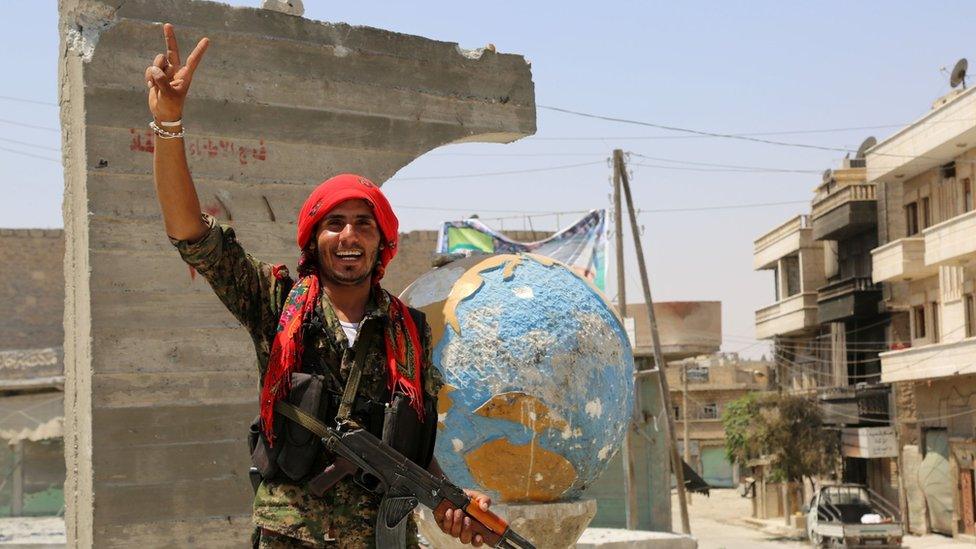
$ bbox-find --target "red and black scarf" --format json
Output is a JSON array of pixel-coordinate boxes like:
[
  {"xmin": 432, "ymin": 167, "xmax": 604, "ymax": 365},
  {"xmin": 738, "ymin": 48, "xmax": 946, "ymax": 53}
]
[{"xmin": 259, "ymin": 174, "xmax": 424, "ymax": 445}]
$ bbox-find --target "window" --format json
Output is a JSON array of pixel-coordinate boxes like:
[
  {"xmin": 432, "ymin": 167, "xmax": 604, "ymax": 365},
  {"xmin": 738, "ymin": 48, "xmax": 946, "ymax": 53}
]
[
  {"xmin": 921, "ymin": 197, "xmax": 931, "ymax": 229},
  {"xmin": 913, "ymin": 305, "xmax": 926, "ymax": 339},
  {"xmin": 966, "ymin": 294, "xmax": 976, "ymax": 338},
  {"xmin": 673, "ymin": 406, "xmax": 681, "ymax": 420},
  {"xmin": 701, "ymin": 403, "xmax": 718, "ymax": 420},
  {"xmin": 773, "ymin": 265, "xmax": 781, "ymax": 302},
  {"xmin": 906, "ymin": 202, "xmax": 919, "ymax": 236},
  {"xmin": 941, "ymin": 161, "xmax": 956, "ymax": 180},
  {"xmin": 783, "ymin": 255, "xmax": 801, "ymax": 297},
  {"xmin": 964, "ymin": 179, "xmax": 974, "ymax": 213},
  {"xmin": 930, "ymin": 301, "xmax": 940, "ymax": 343}
]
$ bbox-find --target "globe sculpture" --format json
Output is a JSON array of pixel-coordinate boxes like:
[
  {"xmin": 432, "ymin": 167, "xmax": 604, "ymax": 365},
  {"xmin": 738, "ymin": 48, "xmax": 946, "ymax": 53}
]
[{"xmin": 400, "ymin": 253, "xmax": 634, "ymax": 503}]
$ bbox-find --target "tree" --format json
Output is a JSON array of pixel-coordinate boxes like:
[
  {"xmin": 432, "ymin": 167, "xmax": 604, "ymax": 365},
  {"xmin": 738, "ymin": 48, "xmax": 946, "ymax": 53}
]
[
  {"xmin": 723, "ymin": 392, "xmax": 840, "ymax": 523},
  {"xmin": 721, "ymin": 392, "xmax": 760, "ymax": 465},
  {"xmin": 755, "ymin": 393, "xmax": 839, "ymax": 484}
]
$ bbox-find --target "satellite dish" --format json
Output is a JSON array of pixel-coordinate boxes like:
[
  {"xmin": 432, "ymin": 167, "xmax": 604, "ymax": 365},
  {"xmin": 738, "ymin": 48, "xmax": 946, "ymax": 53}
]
[
  {"xmin": 856, "ymin": 136, "xmax": 877, "ymax": 159},
  {"xmin": 822, "ymin": 169, "xmax": 832, "ymax": 182},
  {"xmin": 951, "ymin": 58, "xmax": 968, "ymax": 88}
]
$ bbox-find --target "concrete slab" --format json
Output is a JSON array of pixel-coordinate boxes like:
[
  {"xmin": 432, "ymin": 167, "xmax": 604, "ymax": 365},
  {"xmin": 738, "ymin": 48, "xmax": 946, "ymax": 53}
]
[
  {"xmin": 57, "ymin": 1, "xmax": 535, "ymax": 547},
  {"xmin": 575, "ymin": 528, "xmax": 696, "ymax": 549},
  {"xmin": 417, "ymin": 499, "xmax": 597, "ymax": 549}
]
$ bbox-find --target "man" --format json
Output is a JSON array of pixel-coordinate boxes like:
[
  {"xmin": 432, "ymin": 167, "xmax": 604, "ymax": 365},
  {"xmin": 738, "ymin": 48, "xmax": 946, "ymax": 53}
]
[{"xmin": 145, "ymin": 23, "xmax": 489, "ymax": 548}]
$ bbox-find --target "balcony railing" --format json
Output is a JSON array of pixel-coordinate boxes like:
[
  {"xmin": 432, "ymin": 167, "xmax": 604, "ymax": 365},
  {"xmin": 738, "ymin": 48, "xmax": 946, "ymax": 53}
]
[
  {"xmin": 871, "ymin": 237, "xmax": 932, "ymax": 283},
  {"xmin": 811, "ymin": 183, "xmax": 876, "ymax": 221},
  {"xmin": 755, "ymin": 292, "xmax": 818, "ymax": 339},
  {"xmin": 867, "ymin": 86, "xmax": 976, "ymax": 183},
  {"xmin": 881, "ymin": 337, "xmax": 976, "ymax": 383},
  {"xmin": 817, "ymin": 277, "xmax": 879, "ymax": 302},
  {"xmin": 923, "ymin": 208, "xmax": 976, "ymax": 266},
  {"xmin": 754, "ymin": 215, "xmax": 811, "ymax": 270}
]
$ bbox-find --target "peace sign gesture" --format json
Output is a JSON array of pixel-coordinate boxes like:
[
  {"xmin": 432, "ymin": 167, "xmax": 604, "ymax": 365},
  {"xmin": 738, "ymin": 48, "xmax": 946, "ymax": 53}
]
[{"xmin": 144, "ymin": 23, "xmax": 210, "ymax": 123}]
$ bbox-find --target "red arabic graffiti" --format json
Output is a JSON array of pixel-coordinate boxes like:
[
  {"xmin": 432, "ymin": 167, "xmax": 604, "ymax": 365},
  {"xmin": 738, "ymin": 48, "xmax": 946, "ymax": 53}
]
[
  {"xmin": 129, "ymin": 129, "xmax": 268, "ymax": 165},
  {"xmin": 188, "ymin": 138, "xmax": 267, "ymax": 165},
  {"xmin": 130, "ymin": 128, "xmax": 155, "ymax": 153}
]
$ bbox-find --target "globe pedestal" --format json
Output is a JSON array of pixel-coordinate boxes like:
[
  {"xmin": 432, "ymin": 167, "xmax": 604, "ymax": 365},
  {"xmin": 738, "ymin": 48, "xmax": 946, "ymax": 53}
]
[{"xmin": 416, "ymin": 498, "xmax": 597, "ymax": 549}]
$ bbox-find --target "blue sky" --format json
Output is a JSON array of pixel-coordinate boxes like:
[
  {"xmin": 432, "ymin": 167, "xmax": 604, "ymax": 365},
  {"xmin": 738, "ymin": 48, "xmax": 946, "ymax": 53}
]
[{"xmin": 3, "ymin": 1, "xmax": 975, "ymax": 356}]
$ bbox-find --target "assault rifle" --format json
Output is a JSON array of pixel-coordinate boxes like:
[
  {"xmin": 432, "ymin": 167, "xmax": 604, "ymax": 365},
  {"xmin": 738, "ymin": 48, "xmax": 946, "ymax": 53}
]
[{"xmin": 276, "ymin": 402, "xmax": 535, "ymax": 549}]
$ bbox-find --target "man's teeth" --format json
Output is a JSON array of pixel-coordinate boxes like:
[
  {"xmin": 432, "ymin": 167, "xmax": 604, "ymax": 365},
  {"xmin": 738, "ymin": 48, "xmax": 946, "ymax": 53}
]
[{"xmin": 336, "ymin": 250, "xmax": 363, "ymax": 257}]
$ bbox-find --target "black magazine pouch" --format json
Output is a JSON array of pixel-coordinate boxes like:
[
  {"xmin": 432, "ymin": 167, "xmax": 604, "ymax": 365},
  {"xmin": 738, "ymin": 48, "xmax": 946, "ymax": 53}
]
[
  {"xmin": 248, "ymin": 412, "xmax": 283, "ymax": 481},
  {"xmin": 275, "ymin": 372, "xmax": 327, "ymax": 481},
  {"xmin": 382, "ymin": 393, "xmax": 438, "ymax": 469}
]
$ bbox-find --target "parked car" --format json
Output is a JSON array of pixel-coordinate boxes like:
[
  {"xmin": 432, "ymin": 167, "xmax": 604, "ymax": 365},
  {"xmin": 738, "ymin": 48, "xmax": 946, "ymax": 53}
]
[{"xmin": 804, "ymin": 484, "xmax": 903, "ymax": 548}]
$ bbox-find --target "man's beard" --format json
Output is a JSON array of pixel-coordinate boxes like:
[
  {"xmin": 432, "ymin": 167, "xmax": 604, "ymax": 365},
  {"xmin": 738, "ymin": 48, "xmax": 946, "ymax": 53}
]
[{"xmin": 318, "ymin": 248, "xmax": 379, "ymax": 286}]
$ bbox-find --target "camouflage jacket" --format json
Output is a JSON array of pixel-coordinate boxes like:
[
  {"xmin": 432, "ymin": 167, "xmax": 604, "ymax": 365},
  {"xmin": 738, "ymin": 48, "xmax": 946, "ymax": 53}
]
[{"xmin": 172, "ymin": 215, "xmax": 442, "ymax": 547}]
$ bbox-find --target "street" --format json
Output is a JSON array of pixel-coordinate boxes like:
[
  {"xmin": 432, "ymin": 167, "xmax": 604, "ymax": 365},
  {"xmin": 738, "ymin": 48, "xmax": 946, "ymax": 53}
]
[{"xmin": 673, "ymin": 489, "xmax": 971, "ymax": 549}]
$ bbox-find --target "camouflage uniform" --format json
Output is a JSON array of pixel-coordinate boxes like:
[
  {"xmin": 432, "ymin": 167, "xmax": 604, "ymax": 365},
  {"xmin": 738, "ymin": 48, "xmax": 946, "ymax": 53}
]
[{"xmin": 172, "ymin": 215, "xmax": 442, "ymax": 548}]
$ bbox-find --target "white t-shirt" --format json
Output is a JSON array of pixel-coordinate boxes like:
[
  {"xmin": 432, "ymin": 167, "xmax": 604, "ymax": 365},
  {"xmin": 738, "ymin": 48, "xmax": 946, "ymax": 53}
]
[{"xmin": 338, "ymin": 320, "xmax": 361, "ymax": 348}]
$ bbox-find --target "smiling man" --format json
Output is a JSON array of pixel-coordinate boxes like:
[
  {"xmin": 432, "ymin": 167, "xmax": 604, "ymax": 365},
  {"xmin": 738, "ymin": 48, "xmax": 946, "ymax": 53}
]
[{"xmin": 144, "ymin": 24, "xmax": 489, "ymax": 548}]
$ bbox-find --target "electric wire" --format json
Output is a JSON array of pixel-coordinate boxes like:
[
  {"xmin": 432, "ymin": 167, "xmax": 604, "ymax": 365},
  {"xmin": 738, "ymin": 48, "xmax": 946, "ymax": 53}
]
[{"xmin": 0, "ymin": 118, "xmax": 59, "ymax": 132}]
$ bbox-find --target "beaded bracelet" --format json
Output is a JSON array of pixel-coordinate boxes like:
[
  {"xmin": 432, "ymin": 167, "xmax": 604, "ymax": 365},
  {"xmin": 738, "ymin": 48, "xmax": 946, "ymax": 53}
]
[{"xmin": 149, "ymin": 120, "xmax": 185, "ymax": 139}]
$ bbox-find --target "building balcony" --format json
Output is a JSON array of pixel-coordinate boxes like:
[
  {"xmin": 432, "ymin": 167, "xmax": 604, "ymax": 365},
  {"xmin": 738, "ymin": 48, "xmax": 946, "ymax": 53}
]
[
  {"xmin": 922, "ymin": 208, "xmax": 976, "ymax": 267},
  {"xmin": 810, "ymin": 183, "xmax": 877, "ymax": 241},
  {"xmin": 755, "ymin": 292, "xmax": 819, "ymax": 340},
  {"xmin": 866, "ymin": 86, "xmax": 976, "ymax": 183},
  {"xmin": 871, "ymin": 237, "xmax": 935, "ymax": 283},
  {"xmin": 818, "ymin": 384, "xmax": 890, "ymax": 427},
  {"xmin": 754, "ymin": 215, "xmax": 811, "ymax": 270},
  {"xmin": 816, "ymin": 277, "xmax": 882, "ymax": 324},
  {"xmin": 880, "ymin": 337, "xmax": 976, "ymax": 383}
]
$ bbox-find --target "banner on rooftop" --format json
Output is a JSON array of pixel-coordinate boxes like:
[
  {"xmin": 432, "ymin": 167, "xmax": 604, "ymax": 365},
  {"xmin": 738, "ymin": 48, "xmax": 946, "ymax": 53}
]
[{"xmin": 436, "ymin": 209, "xmax": 608, "ymax": 290}]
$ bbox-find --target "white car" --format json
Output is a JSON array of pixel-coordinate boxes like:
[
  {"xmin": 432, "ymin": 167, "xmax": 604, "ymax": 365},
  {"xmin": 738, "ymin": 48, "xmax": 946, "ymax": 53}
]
[{"xmin": 804, "ymin": 484, "xmax": 903, "ymax": 548}]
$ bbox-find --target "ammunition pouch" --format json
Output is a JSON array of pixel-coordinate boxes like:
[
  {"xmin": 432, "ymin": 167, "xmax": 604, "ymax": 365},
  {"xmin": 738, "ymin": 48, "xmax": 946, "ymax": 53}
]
[
  {"xmin": 247, "ymin": 306, "xmax": 437, "ymax": 493},
  {"xmin": 248, "ymin": 374, "xmax": 437, "ymax": 490}
]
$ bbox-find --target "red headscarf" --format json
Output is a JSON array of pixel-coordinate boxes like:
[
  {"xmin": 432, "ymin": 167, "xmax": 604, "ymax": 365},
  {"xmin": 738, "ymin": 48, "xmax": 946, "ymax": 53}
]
[{"xmin": 260, "ymin": 174, "xmax": 425, "ymax": 444}]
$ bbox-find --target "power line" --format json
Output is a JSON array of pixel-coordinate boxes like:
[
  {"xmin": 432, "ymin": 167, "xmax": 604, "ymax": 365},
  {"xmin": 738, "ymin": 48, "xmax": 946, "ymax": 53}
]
[
  {"xmin": 628, "ymin": 152, "xmax": 821, "ymax": 174},
  {"xmin": 0, "ymin": 136, "xmax": 60, "ymax": 152},
  {"xmin": 539, "ymin": 105, "xmax": 855, "ymax": 154},
  {"xmin": 390, "ymin": 160, "xmax": 605, "ymax": 181},
  {"xmin": 0, "ymin": 95, "xmax": 58, "ymax": 107},
  {"xmin": 527, "ymin": 125, "xmax": 912, "ymax": 141},
  {"xmin": 0, "ymin": 118, "xmax": 59, "ymax": 132},
  {"xmin": 0, "ymin": 145, "xmax": 59, "ymax": 163}
]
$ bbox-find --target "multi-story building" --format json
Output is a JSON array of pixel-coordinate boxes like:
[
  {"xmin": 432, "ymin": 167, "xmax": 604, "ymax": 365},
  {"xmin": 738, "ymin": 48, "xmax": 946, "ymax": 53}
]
[
  {"xmin": 753, "ymin": 214, "xmax": 827, "ymax": 391},
  {"xmin": 753, "ymin": 158, "xmax": 900, "ymax": 509},
  {"xmin": 810, "ymin": 160, "xmax": 899, "ymax": 505},
  {"xmin": 666, "ymin": 353, "xmax": 772, "ymax": 488},
  {"xmin": 869, "ymin": 84, "xmax": 976, "ymax": 540}
]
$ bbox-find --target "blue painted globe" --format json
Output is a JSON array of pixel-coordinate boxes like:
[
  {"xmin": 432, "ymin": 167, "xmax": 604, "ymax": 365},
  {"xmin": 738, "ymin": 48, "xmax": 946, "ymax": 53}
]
[{"xmin": 400, "ymin": 253, "xmax": 634, "ymax": 503}]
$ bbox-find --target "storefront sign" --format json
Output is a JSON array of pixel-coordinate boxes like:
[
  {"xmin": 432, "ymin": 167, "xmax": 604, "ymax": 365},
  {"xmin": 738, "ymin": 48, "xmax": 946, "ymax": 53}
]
[{"xmin": 841, "ymin": 426, "xmax": 898, "ymax": 458}]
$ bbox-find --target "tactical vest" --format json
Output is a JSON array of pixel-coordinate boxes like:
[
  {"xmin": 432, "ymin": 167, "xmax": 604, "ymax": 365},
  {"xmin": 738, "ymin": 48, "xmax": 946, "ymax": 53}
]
[{"xmin": 248, "ymin": 307, "xmax": 438, "ymax": 490}]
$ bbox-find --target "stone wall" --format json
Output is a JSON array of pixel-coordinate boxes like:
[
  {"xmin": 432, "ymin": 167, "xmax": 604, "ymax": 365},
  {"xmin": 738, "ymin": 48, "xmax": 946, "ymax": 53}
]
[
  {"xmin": 58, "ymin": 1, "xmax": 535, "ymax": 546},
  {"xmin": 0, "ymin": 230, "xmax": 64, "ymax": 351}
]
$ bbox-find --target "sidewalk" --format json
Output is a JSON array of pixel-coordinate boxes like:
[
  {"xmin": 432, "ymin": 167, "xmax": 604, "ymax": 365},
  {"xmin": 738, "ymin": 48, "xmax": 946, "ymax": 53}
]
[{"xmin": 0, "ymin": 516, "xmax": 65, "ymax": 547}]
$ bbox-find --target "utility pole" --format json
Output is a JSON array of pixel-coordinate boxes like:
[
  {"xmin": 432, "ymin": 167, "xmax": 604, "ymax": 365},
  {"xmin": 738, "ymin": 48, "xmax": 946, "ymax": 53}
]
[
  {"xmin": 614, "ymin": 150, "xmax": 640, "ymax": 530},
  {"xmin": 682, "ymin": 361, "xmax": 692, "ymax": 506},
  {"xmin": 614, "ymin": 149, "xmax": 691, "ymax": 534}
]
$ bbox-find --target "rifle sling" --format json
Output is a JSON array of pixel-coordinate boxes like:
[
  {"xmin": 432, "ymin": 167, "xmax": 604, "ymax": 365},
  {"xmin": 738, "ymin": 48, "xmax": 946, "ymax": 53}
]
[
  {"xmin": 337, "ymin": 320, "xmax": 379, "ymax": 423},
  {"xmin": 276, "ymin": 400, "xmax": 331, "ymax": 438},
  {"xmin": 275, "ymin": 317, "xmax": 379, "ymax": 437}
]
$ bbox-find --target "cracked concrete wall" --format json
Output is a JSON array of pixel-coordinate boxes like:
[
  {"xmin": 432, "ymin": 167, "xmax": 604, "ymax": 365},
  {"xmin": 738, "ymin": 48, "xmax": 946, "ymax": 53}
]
[{"xmin": 57, "ymin": 1, "xmax": 535, "ymax": 545}]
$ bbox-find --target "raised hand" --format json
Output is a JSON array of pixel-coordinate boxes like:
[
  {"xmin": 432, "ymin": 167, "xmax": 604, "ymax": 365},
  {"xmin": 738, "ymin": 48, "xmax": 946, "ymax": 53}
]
[{"xmin": 144, "ymin": 23, "xmax": 210, "ymax": 123}]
